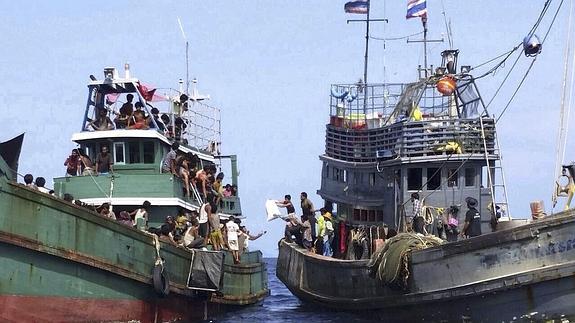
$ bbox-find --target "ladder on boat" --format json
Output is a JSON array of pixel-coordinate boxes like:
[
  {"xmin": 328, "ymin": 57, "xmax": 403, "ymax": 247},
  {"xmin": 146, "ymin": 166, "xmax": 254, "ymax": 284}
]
[
  {"xmin": 479, "ymin": 117, "xmax": 511, "ymax": 220},
  {"xmin": 191, "ymin": 184, "xmax": 204, "ymax": 205}
]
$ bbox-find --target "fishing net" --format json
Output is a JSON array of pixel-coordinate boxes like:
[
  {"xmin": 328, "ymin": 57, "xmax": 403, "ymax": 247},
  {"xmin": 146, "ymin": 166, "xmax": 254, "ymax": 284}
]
[{"xmin": 367, "ymin": 233, "xmax": 443, "ymax": 290}]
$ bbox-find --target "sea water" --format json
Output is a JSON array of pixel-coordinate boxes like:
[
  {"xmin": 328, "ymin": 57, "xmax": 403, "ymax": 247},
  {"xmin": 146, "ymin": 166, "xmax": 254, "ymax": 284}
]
[
  {"xmin": 208, "ymin": 258, "xmax": 573, "ymax": 323},
  {"xmin": 210, "ymin": 258, "xmax": 376, "ymax": 323}
]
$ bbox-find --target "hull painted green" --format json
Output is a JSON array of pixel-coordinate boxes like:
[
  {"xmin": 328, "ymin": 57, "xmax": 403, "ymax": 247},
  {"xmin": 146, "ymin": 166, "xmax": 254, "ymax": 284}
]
[{"xmin": 0, "ymin": 181, "xmax": 268, "ymax": 308}]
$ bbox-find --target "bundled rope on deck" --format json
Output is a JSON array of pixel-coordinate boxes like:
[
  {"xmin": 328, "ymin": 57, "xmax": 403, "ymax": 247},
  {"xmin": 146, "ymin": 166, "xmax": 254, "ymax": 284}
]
[{"xmin": 367, "ymin": 233, "xmax": 443, "ymax": 290}]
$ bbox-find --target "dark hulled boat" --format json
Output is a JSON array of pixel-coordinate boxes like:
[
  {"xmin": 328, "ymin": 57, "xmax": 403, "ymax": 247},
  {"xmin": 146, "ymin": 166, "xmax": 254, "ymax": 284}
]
[{"xmin": 276, "ymin": 5, "xmax": 575, "ymax": 320}]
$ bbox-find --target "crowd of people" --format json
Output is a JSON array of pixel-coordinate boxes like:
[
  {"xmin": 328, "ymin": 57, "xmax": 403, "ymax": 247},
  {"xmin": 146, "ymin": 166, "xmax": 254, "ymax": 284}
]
[
  {"xmin": 64, "ymin": 147, "xmax": 112, "ymax": 177},
  {"xmin": 277, "ymin": 192, "xmax": 336, "ymax": 257},
  {"xmin": 160, "ymin": 142, "xmax": 237, "ymax": 203},
  {"xmin": 277, "ymin": 191, "xmax": 489, "ymax": 259},
  {"xmin": 21, "ymin": 172, "xmax": 264, "ymax": 262},
  {"xmin": 23, "ymin": 173, "xmax": 53, "ymax": 195},
  {"xmin": 408, "ymin": 192, "xmax": 484, "ymax": 241},
  {"xmin": 87, "ymin": 93, "xmax": 189, "ymax": 142},
  {"xmin": 99, "ymin": 194, "xmax": 265, "ymax": 262}
]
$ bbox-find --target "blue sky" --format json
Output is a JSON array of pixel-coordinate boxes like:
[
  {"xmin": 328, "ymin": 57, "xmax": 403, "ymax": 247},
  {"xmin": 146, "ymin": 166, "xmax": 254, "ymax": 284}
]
[{"xmin": 2, "ymin": 1, "xmax": 572, "ymax": 257}]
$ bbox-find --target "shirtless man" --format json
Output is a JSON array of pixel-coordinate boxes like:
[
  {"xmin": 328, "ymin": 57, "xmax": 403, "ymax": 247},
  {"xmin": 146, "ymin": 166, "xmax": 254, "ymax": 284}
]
[
  {"xmin": 95, "ymin": 146, "xmax": 113, "ymax": 175},
  {"xmin": 115, "ymin": 94, "xmax": 135, "ymax": 129},
  {"xmin": 195, "ymin": 166, "xmax": 209, "ymax": 200}
]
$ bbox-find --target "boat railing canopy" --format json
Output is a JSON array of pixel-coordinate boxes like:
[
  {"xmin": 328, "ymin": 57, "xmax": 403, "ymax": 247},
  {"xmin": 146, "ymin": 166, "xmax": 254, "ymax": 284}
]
[
  {"xmin": 82, "ymin": 68, "xmax": 222, "ymax": 154},
  {"xmin": 329, "ymin": 75, "xmax": 487, "ymax": 130}
]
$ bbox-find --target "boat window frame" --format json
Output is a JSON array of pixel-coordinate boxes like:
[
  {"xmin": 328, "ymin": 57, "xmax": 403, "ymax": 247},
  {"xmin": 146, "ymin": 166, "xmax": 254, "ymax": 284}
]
[
  {"xmin": 465, "ymin": 167, "xmax": 476, "ymax": 187},
  {"xmin": 128, "ymin": 141, "xmax": 141, "ymax": 164},
  {"xmin": 427, "ymin": 168, "xmax": 441, "ymax": 190},
  {"xmin": 447, "ymin": 168, "xmax": 459, "ymax": 187},
  {"xmin": 142, "ymin": 141, "xmax": 155, "ymax": 164},
  {"xmin": 369, "ymin": 173, "xmax": 376, "ymax": 187},
  {"xmin": 113, "ymin": 142, "xmax": 126, "ymax": 165},
  {"xmin": 407, "ymin": 168, "xmax": 423, "ymax": 191}
]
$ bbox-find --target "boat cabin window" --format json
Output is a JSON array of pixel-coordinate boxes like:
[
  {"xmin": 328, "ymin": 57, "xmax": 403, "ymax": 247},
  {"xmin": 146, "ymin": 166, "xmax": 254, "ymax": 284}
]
[
  {"xmin": 427, "ymin": 168, "xmax": 441, "ymax": 190},
  {"xmin": 447, "ymin": 169, "xmax": 458, "ymax": 187},
  {"xmin": 332, "ymin": 168, "xmax": 347, "ymax": 183},
  {"xmin": 123, "ymin": 141, "xmax": 156, "ymax": 164},
  {"xmin": 465, "ymin": 168, "xmax": 476, "ymax": 187},
  {"xmin": 128, "ymin": 142, "xmax": 141, "ymax": 163},
  {"xmin": 143, "ymin": 142, "xmax": 155, "ymax": 163},
  {"xmin": 407, "ymin": 168, "xmax": 422, "ymax": 190},
  {"xmin": 354, "ymin": 172, "xmax": 363, "ymax": 185},
  {"xmin": 114, "ymin": 142, "xmax": 125, "ymax": 164}
]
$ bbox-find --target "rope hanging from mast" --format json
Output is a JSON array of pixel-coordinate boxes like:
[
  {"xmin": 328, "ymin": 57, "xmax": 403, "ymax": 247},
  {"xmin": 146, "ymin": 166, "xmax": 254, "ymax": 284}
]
[{"xmin": 552, "ymin": 0, "xmax": 575, "ymax": 211}]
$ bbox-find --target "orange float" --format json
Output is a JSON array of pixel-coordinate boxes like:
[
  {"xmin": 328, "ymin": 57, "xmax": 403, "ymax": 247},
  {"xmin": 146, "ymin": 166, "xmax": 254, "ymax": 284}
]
[{"xmin": 436, "ymin": 76, "xmax": 456, "ymax": 96}]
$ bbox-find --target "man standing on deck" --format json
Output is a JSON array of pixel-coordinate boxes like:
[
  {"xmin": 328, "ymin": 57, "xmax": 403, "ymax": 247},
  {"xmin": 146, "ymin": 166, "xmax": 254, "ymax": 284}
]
[
  {"xmin": 206, "ymin": 194, "xmax": 223, "ymax": 251},
  {"xmin": 95, "ymin": 146, "xmax": 113, "ymax": 175},
  {"xmin": 161, "ymin": 142, "xmax": 180, "ymax": 175},
  {"xmin": 300, "ymin": 192, "xmax": 316, "ymax": 247},
  {"xmin": 461, "ymin": 197, "xmax": 482, "ymax": 238}
]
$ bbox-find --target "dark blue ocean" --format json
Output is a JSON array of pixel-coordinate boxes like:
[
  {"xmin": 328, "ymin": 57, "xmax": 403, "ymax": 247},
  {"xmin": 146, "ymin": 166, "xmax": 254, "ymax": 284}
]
[
  {"xmin": 209, "ymin": 258, "xmax": 376, "ymax": 323},
  {"xmin": 207, "ymin": 259, "xmax": 574, "ymax": 323}
]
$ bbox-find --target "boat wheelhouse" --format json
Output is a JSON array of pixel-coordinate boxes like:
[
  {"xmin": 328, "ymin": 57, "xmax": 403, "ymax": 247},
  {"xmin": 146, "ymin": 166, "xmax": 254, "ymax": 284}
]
[
  {"xmin": 318, "ymin": 50, "xmax": 508, "ymax": 233},
  {"xmin": 54, "ymin": 66, "xmax": 242, "ymax": 223}
]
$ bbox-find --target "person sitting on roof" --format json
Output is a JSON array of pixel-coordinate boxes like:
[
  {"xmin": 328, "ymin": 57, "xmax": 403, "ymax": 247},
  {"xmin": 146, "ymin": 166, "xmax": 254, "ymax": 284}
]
[
  {"xmin": 150, "ymin": 107, "xmax": 166, "ymax": 131},
  {"xmin": 114, "ymin": 94, "xmax": 135, "ymax": 129},
  {"xmin": 160, "ymin": 114, "xmax": 173, "ymax": 138},
  {"xmin": 127, "ymin": 109, "xmax": 149, "ymax": 130},
  {"xmin": 88, "ymin": 108, "xmax": 114, "ymax": 131}
]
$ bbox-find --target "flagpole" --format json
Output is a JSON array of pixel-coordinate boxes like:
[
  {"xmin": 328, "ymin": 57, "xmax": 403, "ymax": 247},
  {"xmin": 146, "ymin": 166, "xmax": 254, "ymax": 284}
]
[
  {"xmin": 422, "ymin": 16, "xmax": 428, "ymax": 77},
  {"xmin": 363, "ymin": 0, "xmax": 371, "ymax": 112}
]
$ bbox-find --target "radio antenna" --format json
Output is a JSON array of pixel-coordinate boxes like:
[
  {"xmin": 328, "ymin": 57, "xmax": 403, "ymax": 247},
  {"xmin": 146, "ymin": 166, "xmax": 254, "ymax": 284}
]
[{"xmin": 177, "ymin": 17, "xmax": 189, "ymax": 96}]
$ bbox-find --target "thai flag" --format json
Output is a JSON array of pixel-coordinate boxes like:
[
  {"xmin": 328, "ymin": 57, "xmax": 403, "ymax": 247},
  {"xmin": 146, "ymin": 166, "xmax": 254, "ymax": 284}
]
[
  {"xmin": 406, "ymin": 0, "xmax": 427, "ymax": 19},
  {"xmin": 344, "ymin": 0, "xmax": 369, "ymax": 14}
]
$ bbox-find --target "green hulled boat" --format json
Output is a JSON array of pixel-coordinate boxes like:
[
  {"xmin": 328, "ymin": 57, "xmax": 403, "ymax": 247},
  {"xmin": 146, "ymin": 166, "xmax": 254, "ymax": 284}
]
[{"xmin": 0, "ymin": 66, "xmax": 268, "ymax": 322}]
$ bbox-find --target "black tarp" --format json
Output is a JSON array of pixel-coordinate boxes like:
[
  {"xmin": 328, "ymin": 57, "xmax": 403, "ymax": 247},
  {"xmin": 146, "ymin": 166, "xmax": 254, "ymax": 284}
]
[
  {"xmin": 0, "ymin": 134, "xmax": 24, "ymax": 181},
  {"xmin": 187, "ymin": 250, "xmax": 224, "ymax": 291}
]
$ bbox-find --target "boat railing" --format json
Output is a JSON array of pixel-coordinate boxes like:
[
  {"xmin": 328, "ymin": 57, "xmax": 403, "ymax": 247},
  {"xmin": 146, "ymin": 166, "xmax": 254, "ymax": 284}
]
[
  {"xmin": 325, "ymin": 117, "xmax": 497, "ymax": 163},
  {"xmin": 82, "ymin": 85, "xmax": 221, "ymax": 155},
  {"xmin": 329, "ymin": 82, "xmax": 455, "ymax": 130},
  {"xmin": 220, "ymin": 196, "xmax": 242, "ymax": 216}
]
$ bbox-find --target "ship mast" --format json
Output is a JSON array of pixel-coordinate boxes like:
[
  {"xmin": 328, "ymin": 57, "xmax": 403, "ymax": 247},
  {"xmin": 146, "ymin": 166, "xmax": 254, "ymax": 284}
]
[
  {"xmin": 363, "ymin": 0, "xmax": 371, "ymax": 88},
  {"xmin": 407, "ymin": 16, "xmax": 443, "ymax": 78},
  {"xmin": 347, "ymin": 0, "xmax": 387, "ymax": 111}
]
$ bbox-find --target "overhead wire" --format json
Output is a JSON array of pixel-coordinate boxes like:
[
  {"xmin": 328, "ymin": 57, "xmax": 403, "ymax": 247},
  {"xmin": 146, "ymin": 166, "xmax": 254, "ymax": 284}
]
[
  {"xmin": 369, "ymin": 31, "xmax": 423, "ymax": 42},
  {"xmin": 496, "ymin": 0, "xmax": 566, "ymax": 123}
]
